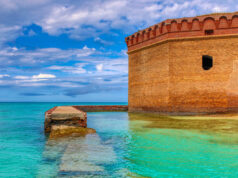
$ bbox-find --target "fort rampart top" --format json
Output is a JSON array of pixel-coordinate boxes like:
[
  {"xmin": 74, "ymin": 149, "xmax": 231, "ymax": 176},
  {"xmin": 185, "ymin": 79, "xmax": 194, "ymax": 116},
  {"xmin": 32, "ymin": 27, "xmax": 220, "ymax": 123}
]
[{"xmin": 126, "ymin": 12, "xmax": 238, "ymax": 52}]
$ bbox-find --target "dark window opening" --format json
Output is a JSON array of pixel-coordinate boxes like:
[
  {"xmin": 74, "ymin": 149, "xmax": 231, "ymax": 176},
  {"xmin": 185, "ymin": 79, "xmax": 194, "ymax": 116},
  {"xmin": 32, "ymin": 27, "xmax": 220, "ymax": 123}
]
[
  {"xmin": 202, "ymin": 55, "xmax": 213, "ymax": 70},
  {"xmin": 205, "ymin": 29, "xmax": 214, "ymax": 35}
]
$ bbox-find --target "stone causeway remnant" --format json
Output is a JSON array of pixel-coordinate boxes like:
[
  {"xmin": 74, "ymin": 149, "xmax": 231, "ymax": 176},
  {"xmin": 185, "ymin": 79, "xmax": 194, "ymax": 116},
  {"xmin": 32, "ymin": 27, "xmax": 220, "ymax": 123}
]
[
  {"xmin": 45, "ymin": 106, "xmax": 95, "ymax": 138},
  {"xmin": 45, "ymin": 105, "xmax": 128, "ymax": 138},
  {"xmin": 125, "ymin": 12, "xmax": 238, "ymax": 114}
]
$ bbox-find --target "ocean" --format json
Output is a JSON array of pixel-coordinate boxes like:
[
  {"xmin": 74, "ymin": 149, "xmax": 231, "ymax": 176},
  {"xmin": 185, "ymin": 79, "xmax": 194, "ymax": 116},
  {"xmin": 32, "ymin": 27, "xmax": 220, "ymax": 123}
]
[{"xmin": 1, "ymin": 102, "xmax": 238, "ymax": 177}]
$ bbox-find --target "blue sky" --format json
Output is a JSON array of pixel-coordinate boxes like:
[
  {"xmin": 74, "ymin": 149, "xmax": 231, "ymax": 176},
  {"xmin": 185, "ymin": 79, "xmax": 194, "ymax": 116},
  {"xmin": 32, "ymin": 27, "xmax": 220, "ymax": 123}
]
[{"xmin": 0, "ymin": 0, "xmax": 237, "ymax": 102}]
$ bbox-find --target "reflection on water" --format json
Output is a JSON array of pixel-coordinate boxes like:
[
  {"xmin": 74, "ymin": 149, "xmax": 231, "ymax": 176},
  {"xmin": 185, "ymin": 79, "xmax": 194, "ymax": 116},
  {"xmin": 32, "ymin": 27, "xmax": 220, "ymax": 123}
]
[
  {"xmin": 129, "ymin": 112, "xmax": 238, "ymax": 134},
  {"xmin": 37, "ymin": 112, "xmax": 238, "ymax": 177},
  {"xmin": 128, "ymin": 113, "xmax": 238, "ymax": 177}
]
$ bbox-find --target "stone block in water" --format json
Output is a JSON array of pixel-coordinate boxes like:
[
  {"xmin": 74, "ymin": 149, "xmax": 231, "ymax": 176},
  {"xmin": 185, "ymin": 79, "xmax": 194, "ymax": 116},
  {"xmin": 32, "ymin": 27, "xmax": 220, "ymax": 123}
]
[{"xmin": 45, "ymin": 106, "xmax": 94, "ymax": 137}]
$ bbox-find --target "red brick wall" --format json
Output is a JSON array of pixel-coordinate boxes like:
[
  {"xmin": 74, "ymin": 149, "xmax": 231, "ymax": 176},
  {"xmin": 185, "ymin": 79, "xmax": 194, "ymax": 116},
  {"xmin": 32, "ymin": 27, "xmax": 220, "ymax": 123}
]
[{"xmin": 128, "ymin": 35, "xmax": 238, "ymax": 114}]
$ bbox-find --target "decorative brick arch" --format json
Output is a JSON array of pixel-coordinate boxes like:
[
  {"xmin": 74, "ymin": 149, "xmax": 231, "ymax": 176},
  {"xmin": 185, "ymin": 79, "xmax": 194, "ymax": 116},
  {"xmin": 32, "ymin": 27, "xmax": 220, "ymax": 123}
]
[
  {"xmin": 170, "ymin": 20, "xmax": 178, "ymax": 32},
  {"xmin": 161, "ymin": 23, "xmax": 168, "ymax": 34},
  {"xmin": 231, "ymin": 15, "xmax": 238, "ymax": 27},
  {"xmin": 133, "ymin": 33, "xmax": 138, "ymax": 44},
  {"xmin": 150, "ymin": 26, "xmax": 156, "ymax": 38},
  {"xmin": 127, "ymin": 36, "xmax": 132, "ymax": 46},
  {"xmin": 140, "ymin": 31, "xmax": 146, "ymax": 42},
  {"xmin": 192, "ymin": 18, "xmax": 200, "ymax": 30},
  {"xmin": 155, "ymin": 25, "xmax": 160, "ymax": 36},
  {"xmin": 219, "ymin": 16, "xmax": 229, "ymax": 29},
  {"xmin": 137, "ymin": 32, "xmax": 142, "ymax": 43},
  {"xmin": 144, "ymin": 30, "xmax": 148, "ymax": 41},
  {"xmin": 203, "ymin": 17, "xmax": 216, "ymax": 30},
  {"xmin": 148, "ymin": 28, "xmax": 152, "ymax": 37},
  {"xmin": 181, "ymin": 19, "xmax": 189, "ymax": 31},
  {"xmin": 130, "ymin": 35, "xmax": 135, "ymax": 45}
]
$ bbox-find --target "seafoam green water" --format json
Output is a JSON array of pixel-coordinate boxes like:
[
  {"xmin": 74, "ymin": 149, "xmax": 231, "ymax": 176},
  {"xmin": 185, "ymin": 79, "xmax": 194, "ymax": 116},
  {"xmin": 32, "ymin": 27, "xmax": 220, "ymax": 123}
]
[{"xmin": 1, "ymin": 103, "xmax": 238, "ymax": 177}]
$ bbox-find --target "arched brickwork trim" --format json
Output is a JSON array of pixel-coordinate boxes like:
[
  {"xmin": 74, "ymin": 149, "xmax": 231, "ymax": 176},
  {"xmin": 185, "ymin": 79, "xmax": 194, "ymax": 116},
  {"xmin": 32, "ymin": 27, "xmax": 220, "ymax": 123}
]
[
  {"xmin": 161, "ymin": 22, "xmax": 167, "ymax": 34},
  {"xmin": 126, "ymin": 12, "xmax": 238, "ymax": 48},
  {"xmin": 171, "ymin": 20, "xmax": 178, "ymax": 32},
  {"xmin": 192, "ymin": 18, "xmax": 200, "ymax": 30},
  {"xmin": 219, "ymin": 16, "xmax": 229, "ymax": 29},
  {"xmin": 203, "ymin": 17, "xmax": 216, "ymax": 30},
  {"xmin": 181, "ymin": 19, "xmax": 189, "ymax": 31},
  {"xmin": 231, "ymin": 15, "xmax": 238, "ymax": 27}
]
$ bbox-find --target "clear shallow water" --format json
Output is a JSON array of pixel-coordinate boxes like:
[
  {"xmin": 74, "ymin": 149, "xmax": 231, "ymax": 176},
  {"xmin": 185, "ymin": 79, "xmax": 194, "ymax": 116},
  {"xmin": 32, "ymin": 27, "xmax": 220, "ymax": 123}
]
[{"xmin": 1, "ymin": 103, "xmax": 238, "ymax": 177}]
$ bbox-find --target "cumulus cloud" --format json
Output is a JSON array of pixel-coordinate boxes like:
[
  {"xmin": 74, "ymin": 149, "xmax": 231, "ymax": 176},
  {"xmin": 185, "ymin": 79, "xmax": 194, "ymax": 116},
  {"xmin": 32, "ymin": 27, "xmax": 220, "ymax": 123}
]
[
  {"xmin": 0, "ymin": 0, "xmax": 237, "ymax": 44},
  {"xmin": 13, "ymin": 73, "xmax": 56, "ymax": 87},
  {"xmin": 32, "ymin": 73, "xmax": 56, "ymax": 79},
  {"xmin": 38, "ymin": 0, "xmax": 238, "ymax": 38}
]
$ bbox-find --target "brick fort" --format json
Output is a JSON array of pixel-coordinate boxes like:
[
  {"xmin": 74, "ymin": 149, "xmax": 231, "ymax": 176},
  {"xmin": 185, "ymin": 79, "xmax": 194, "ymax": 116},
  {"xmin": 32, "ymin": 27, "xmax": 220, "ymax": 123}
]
[{"xmin": 126, "ymin": 12, "xmax": 238, "ymax": 114}]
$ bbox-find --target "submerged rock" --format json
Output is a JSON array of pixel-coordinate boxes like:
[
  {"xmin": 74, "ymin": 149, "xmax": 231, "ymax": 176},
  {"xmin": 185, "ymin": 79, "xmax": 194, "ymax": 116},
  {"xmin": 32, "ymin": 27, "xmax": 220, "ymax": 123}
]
[
  {"xmin": 49, "ymin": 125, "xmax": 96, "ymax": 138},
  {"xmin": 59, "ymin": 134, "xmax": 116, "ymax": 176}
]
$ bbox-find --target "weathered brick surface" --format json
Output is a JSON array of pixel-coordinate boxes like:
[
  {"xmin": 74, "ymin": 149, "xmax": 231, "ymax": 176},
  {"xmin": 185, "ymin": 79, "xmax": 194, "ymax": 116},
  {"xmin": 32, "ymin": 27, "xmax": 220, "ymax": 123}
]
[
  {"xmin": 127, "ymin": 12, "xmax": 238, "ymax": 114},
  {"xmin": 128, "ymin": 36, "xmax": 238, "ymax": 113},
  {"xmin": 129, "ymin": 42, "xmax": 170, "ymax": 112}
]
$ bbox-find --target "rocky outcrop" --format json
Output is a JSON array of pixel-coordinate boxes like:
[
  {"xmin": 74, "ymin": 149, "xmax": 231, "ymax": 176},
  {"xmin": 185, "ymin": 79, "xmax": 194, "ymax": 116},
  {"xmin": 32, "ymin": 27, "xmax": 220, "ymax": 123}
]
[{"xmin": 45, "ymin": 106, "xmax": 94, "ymax": 138}]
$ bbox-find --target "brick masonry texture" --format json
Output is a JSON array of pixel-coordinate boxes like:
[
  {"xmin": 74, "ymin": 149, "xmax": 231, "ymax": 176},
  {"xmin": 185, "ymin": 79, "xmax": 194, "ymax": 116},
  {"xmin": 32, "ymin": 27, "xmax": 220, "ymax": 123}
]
[{"xmin": 126, "ymin": 12, "xmax": 238, "ymax": 114}]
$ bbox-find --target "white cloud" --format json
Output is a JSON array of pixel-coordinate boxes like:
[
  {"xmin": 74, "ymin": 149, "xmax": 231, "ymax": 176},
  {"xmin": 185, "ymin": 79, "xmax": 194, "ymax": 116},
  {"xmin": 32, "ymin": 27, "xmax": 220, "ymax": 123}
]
[
  {"xmin": 14, "ymin": 76, "xmax": 29, "ymax": 79},
  {"xmin": 0, "ymin": 25, "xmax": 21, "ymax": 47},
  {"xmin": 0, "ymin": 46, "xmax": 96, "ymax": 67},
  {"xmin": 14, "ymin": 73, "xmax": 55, "ymax": 83},
  {"xmin": 96, "ymin": 64, "xmax": 103, "ymax": 72},
  {"xmin": 0, "ymin": 74, "xmax": 10, "ymax": 78},
  {"xmin": 0, "ymin": 0, "xmax": 237, "ymax": 43},
  {"xmin": 32, "ymin": 73, "xmax": 56, "ymax": 79},
  {"xmin": 10, "ymin": 73, "xmax": 56, "ymax": 87},
  {"xmin": 94, "ymin": 37, "xmax": 114, "ymax": 45},
  {"xmin": 48, "ymin": 64, "xmax": 87, "ymax": 74},
  {"xmin": 48, "ymin": 57, "xmax": 128, "ymax": 76}
]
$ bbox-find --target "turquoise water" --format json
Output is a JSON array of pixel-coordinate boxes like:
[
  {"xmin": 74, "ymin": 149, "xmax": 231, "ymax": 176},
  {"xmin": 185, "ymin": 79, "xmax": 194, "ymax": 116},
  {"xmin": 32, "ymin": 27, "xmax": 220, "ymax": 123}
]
[{"xmin": 1, "ymin": 103, "xmax": 238, "ymax": 177}]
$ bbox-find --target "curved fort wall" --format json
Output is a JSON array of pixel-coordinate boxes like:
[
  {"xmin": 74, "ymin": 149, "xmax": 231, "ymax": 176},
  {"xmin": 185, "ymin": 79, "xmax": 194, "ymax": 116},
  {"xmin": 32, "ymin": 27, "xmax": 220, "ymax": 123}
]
[{"xmin": 126, "ymin": 12, "xmax": 238, "ymax": 114}]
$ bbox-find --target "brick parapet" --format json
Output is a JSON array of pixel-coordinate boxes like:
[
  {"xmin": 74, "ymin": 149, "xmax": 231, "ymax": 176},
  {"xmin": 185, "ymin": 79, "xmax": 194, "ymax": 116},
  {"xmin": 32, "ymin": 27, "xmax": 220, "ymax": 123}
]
[{"xmin": 126, "ymin": 12, "xmax": 238, "ymax": 52}]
